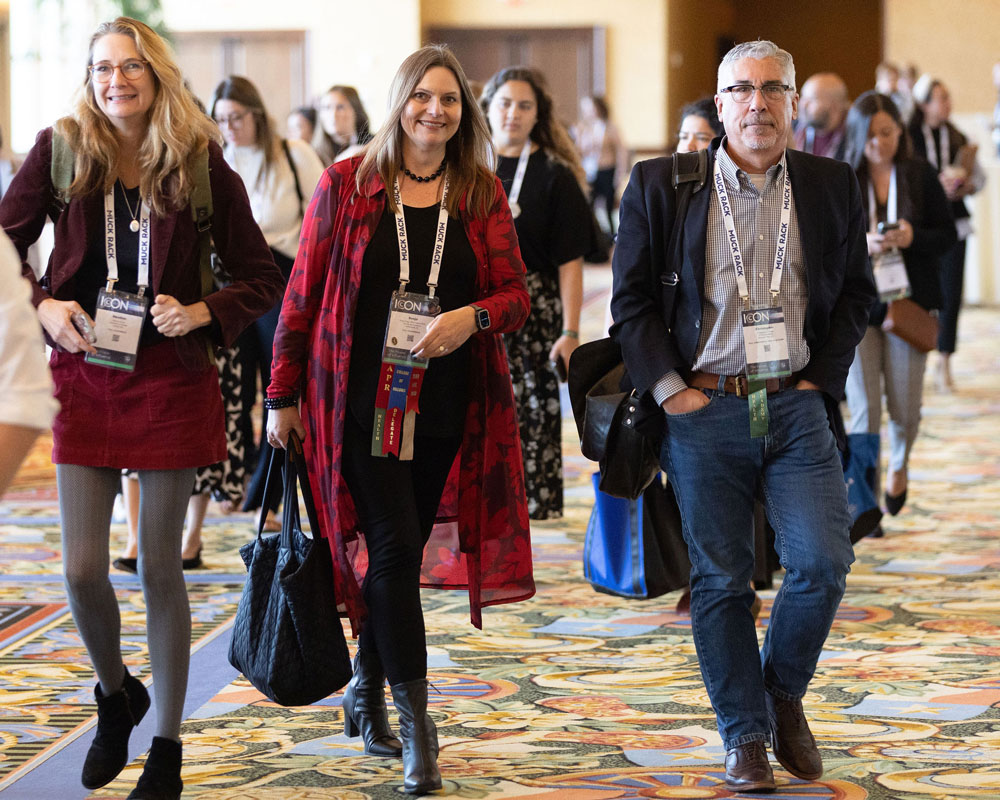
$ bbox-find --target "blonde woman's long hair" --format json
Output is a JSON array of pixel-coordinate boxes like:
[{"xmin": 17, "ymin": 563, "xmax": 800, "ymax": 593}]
[
  {"xmin": 355, "ymin": 45, "xmax": 496, "ymax": 219},
  {"xmin": 55, "ymin": 16, "xmax": 221, "ymax": 217}
]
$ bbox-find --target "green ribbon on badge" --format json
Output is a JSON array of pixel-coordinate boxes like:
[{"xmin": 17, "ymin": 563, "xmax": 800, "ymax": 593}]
[{"xmin": 748, "ymin": 379, "xmax": 769, "ymax": 438}]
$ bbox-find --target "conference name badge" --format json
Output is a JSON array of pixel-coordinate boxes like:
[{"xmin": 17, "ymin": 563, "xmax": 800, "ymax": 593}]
[
  {"xmin": 372, "ymin": 291, "xmax": 440, "ymax": 460},
  {"xmin": 85, "ymin": 288, "xmax": 149, "ymax": 372},
  {"xmin": 741, "ymin": 305, "xmax": 792, "ymax": 381},
  {"xmin": 872, "ymin": 250, "xmax": 911, "ymax": 302}
]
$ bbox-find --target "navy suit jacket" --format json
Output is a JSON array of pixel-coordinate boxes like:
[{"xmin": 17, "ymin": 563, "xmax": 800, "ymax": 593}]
[{"xmin": 610, "ymin": 142, "xmax": 876, "ymax": 421}]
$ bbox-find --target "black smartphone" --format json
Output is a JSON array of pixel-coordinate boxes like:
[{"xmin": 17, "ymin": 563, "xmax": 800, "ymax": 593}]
[
  {"xmin": 877, "ymin": 221, "xmax": 900, "ymax": 234},
  {"xmin": 550, "ymin": 356, "xmax": 568, "ymax": 382}
]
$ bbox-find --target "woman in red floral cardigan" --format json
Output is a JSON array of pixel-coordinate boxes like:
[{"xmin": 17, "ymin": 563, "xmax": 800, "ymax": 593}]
[{"xmin": 266, "ymin": 45, "xmax": 533, "ymax": 794}]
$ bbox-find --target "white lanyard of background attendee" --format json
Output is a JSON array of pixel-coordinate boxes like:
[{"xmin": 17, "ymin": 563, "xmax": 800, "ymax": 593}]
[
  {"xmin": 867, "ymin": 166, "xmax": 897, "ymax": 231},
  {"xmin": 922, "ymin": 122, "xmax": 948, "ymax": 171},
  {"xmin": 507, "ymin": 139, "xmax": 532, "ymax": 218},
  {"xmin": 392, "ymin": 174, "xmax": 450, "ymax": 298},
  {"xmin": 712, "ymin": 153, "xmax": 792, "ymax": 306},
  {"xmin": 103, "ymin": 187, "xmax": 152, "ymax": 295}
]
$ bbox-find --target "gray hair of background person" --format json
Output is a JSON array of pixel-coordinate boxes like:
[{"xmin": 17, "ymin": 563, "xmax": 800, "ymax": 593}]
[
  {"xmin": 844, "ymin": 90, "xmax": 913, "ymax": 172},
  {"xmin": 717, "ymin": 40, "xmax": 796, "ymax": 90},
  {"xmin": 210, "ymin": 76, "xmax": 278, "ymax": 169},
  {"xmin": 480, "ymin": 66, "xmax": 587, "ymax": 186},
  {"xmin": 679, "ymin": 96, "xmax": 725, "ymax": 137}
]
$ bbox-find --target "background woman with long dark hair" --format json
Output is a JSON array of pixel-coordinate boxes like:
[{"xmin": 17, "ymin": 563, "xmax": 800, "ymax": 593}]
[{"xmin": 843, "ymin": 91, "xmax": 955, "ymax": 518}]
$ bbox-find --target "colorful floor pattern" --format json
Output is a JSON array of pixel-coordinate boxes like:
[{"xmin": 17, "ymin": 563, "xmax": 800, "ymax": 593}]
[{"xmin": 1, "ymin": 267, "xmax": 999, "ymax": 799}]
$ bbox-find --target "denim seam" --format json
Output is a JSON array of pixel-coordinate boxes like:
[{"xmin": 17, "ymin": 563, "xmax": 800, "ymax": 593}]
[
  {"xmin": 724, "ymin": 732, "xmax": 769, "ymax": 751},
  {"xmin": 763, "ymin": 684, "xmax": 800, "ymax": 702}
]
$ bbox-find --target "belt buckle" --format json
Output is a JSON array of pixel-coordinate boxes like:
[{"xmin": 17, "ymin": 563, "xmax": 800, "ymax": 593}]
[{"xmin": 735, "ymin": 375, "xmax": 748, "ymax": 397}]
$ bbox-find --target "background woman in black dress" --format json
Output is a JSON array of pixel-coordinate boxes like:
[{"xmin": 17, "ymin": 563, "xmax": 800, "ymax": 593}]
[{"xmin": 482, "ymin": 66, "xmax": 595, "ymax": 520}]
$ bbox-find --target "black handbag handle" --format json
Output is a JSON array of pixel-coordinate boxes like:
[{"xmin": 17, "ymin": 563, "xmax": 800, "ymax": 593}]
[{"xmin": 256, "ymin": 431, "xmax": 324, "ymax": 547}]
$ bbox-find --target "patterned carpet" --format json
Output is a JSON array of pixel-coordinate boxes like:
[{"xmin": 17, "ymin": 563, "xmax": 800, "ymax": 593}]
[{"xmin": 1, "ymin": 268, "xmax": 999, "ymax": 799}]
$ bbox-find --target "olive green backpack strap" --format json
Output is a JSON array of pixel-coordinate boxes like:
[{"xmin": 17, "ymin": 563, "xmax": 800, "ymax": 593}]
[
  {"xmin": 189, "ymin": 146, "xmax": 214, "ymax": 298},
  {"xmin": 50, "ymin": 129, "xmax": 76, "ymax": 212}
]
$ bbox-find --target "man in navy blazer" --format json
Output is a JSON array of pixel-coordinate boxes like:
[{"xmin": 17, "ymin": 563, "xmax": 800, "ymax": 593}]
[{"xmin": 611, "ymin": 41, "xmax": 875, "ymax": 791}]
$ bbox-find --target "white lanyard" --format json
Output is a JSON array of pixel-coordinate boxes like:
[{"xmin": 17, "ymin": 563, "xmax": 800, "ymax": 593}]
[
  {"xmin": 392, "ymin": 175, "xmax": 450, "ymax": 298},
  {"xmin": 867, "ymin": 167, "xmax": 898, "ymax": 231},
  {"xmin": 922, "ymin": 123, "xmax": 948, "ymax": 171},
  {"xmin": 712, "ymin": 154, "xmax": 792, "ymax": 305},
  {"xmin": 506, "ymin": 140, "xmax": 532, "ymax": 217},
  {"xmin": 103, "ymin": 186, "xmax": 151, "ymax": 295}
]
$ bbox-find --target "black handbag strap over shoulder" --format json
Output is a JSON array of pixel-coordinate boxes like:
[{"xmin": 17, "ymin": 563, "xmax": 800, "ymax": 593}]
[
  {"xmin": 257, "ymin": 431, "xmax": 322, "ymax": 548},
  {"xmin": 659, "ymin": 148, "xmax": 708, "ymax": 319}
]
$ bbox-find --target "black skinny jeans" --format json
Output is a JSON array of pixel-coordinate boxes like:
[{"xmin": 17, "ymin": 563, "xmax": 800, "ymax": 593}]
[{"xmin": 341, "ymin": 411, "xmax": 462, "ymax": 685}]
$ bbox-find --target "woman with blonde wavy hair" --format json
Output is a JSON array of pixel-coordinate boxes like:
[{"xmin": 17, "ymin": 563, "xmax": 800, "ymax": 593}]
[
  {"xmin": 267, "ymin": 44, "xmax": 534, "ymax": 794},
  {"xmin": 0, "ymin": 16, "xmax": 282, "ymax": 799},
  {"xmin": 481, "ymin": 66, "xmax": 596, "ymax": 519}
]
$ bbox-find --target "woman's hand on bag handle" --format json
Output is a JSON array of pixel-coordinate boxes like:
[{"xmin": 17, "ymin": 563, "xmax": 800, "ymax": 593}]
[
  {"xmin": 267, "ymin": 406, "xmax": 306, "ymax": 450},
  {"xmin": 662, "ymin": 387, "xmax": 710, "ymax": 415},
  {"xmin": 37, "ymin": 298, "xmax": 98, "ymax": 354}
]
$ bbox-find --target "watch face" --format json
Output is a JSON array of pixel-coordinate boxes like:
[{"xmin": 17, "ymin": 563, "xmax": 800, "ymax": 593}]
[{"xmin": 477, "ymin": 308, "xmax": 490, "ymax": 330}]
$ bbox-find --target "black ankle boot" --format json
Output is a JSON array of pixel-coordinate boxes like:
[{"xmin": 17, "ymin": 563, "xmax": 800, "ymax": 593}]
[
  {"xmin": 81, "ymin": 667, "xmax": 150, "ymax": 789},
  {"xmin": 127, "ymin": 736, "xmax": 183, "ymax": 800},
  {"xmin": 390, "ymin": 678, "xmax": 441, "ymax": 795},
  {"xmin": 342, "ymin": 649, "xmax": 402, "ymax": 756}
]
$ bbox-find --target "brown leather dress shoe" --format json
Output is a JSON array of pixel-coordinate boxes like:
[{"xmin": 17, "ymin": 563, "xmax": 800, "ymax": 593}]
[
  {"xmin": 766, "ymin": 693, "xmax": 823, "ymax": 780},
  {"xmin": 724, "ymin": 740, "xmax": 775, "ymax": 792}
]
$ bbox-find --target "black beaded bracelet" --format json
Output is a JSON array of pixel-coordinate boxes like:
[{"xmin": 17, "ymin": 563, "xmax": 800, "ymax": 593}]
[{"xmin": 263, "ymin": 395, "xmax": 298, "ymax": 410}]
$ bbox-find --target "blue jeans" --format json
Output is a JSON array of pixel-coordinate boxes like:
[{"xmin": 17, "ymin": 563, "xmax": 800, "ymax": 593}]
[{"xmin": 660, "ymin": 386, "xmax": 854, "ymax": 751}]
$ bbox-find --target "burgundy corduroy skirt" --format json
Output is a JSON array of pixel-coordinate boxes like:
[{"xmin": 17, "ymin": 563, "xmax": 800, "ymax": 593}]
[{"xmin": 50, "ymin": 339, "xmax": 226, "ymax": 470}]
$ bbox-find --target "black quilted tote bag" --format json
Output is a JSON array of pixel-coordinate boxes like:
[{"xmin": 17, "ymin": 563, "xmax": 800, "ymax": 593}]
[{"xmin": 228, "ymin": 431, "xmax": 351, "ymax": 706}]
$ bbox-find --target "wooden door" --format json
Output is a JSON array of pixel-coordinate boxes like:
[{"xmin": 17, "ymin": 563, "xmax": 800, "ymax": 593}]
[
  {"xmin": 170, "ymin": 30, "xmax": 308, "ymax": 130},
  {"xmin": 425, "ymin": 27, "xmax": 605, "ymax": 129}
]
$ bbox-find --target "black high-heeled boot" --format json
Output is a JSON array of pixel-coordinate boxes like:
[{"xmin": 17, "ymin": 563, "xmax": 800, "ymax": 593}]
[
  {"xmin": 342, "ymin": 649, "xmax": 402, "ymax": 756},
  {"xmin": 127, "ymin": 736, "xmax": 183, "ymax": 800},
  {"xmin": 390, "ymin": 678, "xmax": 441, "ymax": 795},
  {"xmin": 81, "ymin": 667, "xmax": 150, "ymax": 789}
]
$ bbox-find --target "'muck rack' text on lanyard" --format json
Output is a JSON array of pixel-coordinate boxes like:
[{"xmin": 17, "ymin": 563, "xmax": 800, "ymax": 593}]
[
  {"xmin": 372, "ymin": 175, "xmax": 450, "ymax": 461},
  {"xmin": 868, "ymin": 167, "xmax": 910, "ymax": 301},
  {"xmin": 86, "ymin": 187, "xmax": 152, "ymax": 372},
  {"xmin": 712, "ymin": 154, "xmax": 792, "ymax": 437}
]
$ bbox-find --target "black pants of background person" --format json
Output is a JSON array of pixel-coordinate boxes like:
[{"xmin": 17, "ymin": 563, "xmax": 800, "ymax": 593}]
[
  {"xmin": 937, "ymin": 239, "xmax": 966, "ymax": 354},
  {"xmin": 341, "ymin": 412, "xmax": 462, "ymax": 685},
  {"xmin": 239, "ymin": 250, "xmax": 293, "ymax": 516},
  {"xmin": 589, "ymin": 167, "xmax": 617, "ymax": 235}
]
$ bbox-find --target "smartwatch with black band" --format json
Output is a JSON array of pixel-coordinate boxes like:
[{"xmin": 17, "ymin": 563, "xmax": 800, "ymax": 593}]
[{"xmin": 471, "ymin": 304, "xmax": 491, "ymax": 331}]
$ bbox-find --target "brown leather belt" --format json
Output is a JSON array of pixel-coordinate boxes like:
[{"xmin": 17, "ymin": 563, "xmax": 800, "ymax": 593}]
[{"xmin": 687, "ymin": 371, "xmax": 799, "ymax": 397}]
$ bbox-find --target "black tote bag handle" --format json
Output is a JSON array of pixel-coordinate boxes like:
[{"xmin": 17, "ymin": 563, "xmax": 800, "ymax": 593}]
[{"xmin": 255, "ymin": 431, "xmax": 324, "ymax": 547}]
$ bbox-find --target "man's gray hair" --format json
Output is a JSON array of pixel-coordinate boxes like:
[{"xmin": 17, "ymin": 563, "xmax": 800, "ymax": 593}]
[{"xmin": 718, "ymin": 40, "xmax": 796, "ymax": 91}]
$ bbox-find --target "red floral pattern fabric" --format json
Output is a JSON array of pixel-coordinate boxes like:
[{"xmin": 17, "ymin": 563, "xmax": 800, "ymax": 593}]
[{"xmin": 269, "ymin": 158, "xmax": 534, "ymax": 634}]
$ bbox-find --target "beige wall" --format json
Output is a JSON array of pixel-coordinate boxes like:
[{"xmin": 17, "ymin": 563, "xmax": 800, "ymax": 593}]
[
  {"xmin": 884, "ymin": 0, "xmax": 998, "ymax": 113},
  {"xmin": 422, "ymin": 0, "xmax": 669, "ymax": 151},
  {"xmin": 162, "ymin": 0, "xmax": 423, "ymax": 126}
]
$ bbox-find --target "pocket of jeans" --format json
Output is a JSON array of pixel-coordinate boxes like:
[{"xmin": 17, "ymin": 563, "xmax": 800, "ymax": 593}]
[{"xmin": 664, "ymin": 391, "xmax": 714, "ymax": 419}]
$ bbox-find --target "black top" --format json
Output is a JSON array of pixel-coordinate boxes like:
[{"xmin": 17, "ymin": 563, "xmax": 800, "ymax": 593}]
[
  {"xmin": 860, "ymin": 157, "xmax": 956, "ymax": 323},
  {"xmin": 907, "ymin": 120, "xmax": 970, "ymax": 221},
  {"xmin": 347, "ymin": 202, "xmax": 477, "ymax": 438},
  {"xmin": 75, "ymin": 183, "xmax": 164, "ymax": 346},
  {"xmin": 496, "ymin": 149, "xmax": 594, "ymax": 276}
]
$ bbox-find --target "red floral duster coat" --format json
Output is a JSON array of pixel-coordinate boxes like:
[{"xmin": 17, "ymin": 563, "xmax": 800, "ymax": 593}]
[{"xmin": 268, "ymin": 158, "xmax": 534, "ymax": 634}]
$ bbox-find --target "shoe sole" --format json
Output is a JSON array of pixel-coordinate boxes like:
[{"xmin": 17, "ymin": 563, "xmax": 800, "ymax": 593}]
[
  {"xmin": 723, "ymin": 778, "xmax": 776, "ymax": 792},
  {"xmin": 772, "ymin": 750, "xmax": 823, "ymax": 781}
]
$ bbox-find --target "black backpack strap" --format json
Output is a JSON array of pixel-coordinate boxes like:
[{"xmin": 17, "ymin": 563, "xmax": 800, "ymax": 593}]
[
  {"xmin": 281, "ymin": 139, "xmax": 305, "ymax": 220},
  {"xmin": 188, "ymin": 147, "xmax": 214, "ymax": 299},
  {"xmin": 659, "ymin": 148, "xmax": 709, "ymax": 294},
  {"xmin": 49, "ymin": 130, "xmax": 75, "ymax": 220}
]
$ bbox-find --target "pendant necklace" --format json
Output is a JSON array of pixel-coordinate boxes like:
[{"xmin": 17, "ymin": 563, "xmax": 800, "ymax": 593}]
[{"xmin": 118, "ymin": 179, "xmax": 141, "ymax": 233}]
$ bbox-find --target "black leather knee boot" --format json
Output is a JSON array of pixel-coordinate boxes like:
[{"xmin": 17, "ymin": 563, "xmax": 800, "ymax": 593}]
[
  {"xmin": 342, "ymin": 649, "xmax": 403, "ymax": 756},
  {"xmin": 127, "ymin": 736, "xmax": 183, "ymax": 800},
  {"xmin": 390, "ymin": 678, "xmax": 441, "ymax": 795},
  {"xmin": 81, "ymin": 667, "xmax": 150, "ymax": 789}
]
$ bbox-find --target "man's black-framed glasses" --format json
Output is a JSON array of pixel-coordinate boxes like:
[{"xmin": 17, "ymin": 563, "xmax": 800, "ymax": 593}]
[{"xmin": 720, "ymin": 83, "xmax": 793, "ymax": 103}]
